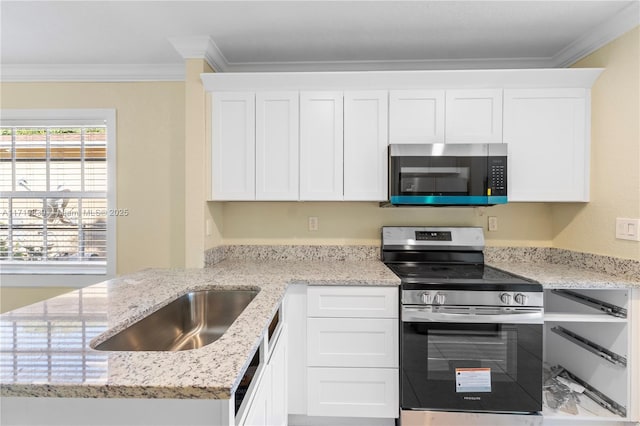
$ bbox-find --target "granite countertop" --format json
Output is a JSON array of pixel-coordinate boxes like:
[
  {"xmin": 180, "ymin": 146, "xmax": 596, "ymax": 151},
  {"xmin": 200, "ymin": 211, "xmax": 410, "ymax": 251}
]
[
  {"xmin": 2, "ymin": 251, "xmax": 637, "ymax": 401},
  {"xmin": 0, "ymin": 260, "xmax": 400, "ymax": 400},
  {"xmin": 487, "ymin": 261, "xmax": 640, "ymax": 289}
]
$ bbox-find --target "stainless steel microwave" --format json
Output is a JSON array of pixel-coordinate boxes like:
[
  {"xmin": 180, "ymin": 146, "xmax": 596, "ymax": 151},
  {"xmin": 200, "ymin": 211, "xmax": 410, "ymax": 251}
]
[{"xmin": 389, "ymin": 143, "xmax": 508, "ymax": 206}]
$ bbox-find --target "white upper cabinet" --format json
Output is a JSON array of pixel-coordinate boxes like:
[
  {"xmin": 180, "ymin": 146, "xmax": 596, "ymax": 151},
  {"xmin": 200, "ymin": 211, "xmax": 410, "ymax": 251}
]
[
  {"xmin": 211, "ymin": 92, "xmax": 255, "ymax": 200},
  {"xmin": 389, "ymin": 90, "xmax": 445, "ymax": 144},
  {"xmin": 203, "ymin": 69, "xmax": 602, "ymax": 203},
  {"xmin": 504, "ymin": 88, "xmax": 589, "ymax": 202},
  {"xmin": 255, "ymin": 92, "xmax": 299, "ymax": 201},
  {"xmin": 445, "ymin": 89, "xmax": 503, "ymax": 143},
  {"xmin": 299, "ymin": 92, "xmax": 344, "ymax": 201},
  {"xmin": 343, "ymin": 91, "xmax": 389, "ymax": 201}
]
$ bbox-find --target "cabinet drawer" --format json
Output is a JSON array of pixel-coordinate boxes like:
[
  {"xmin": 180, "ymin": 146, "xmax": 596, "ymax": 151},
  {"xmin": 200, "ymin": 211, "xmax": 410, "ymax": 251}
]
[
  {"xmin": 307, "ymin": 367, "xmax": 399, "ymax": 418},
  {"xmin": 307, "ymin": 318, "xmax": 398, "ymax": 368},
  {"xmin": 307, "ymin": 286, "xmax": 398, "ymax": 318}
]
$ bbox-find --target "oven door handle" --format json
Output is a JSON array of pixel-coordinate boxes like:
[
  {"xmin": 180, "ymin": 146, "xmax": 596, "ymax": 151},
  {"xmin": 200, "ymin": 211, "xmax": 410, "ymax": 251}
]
[{"xmin": 402, "ymin": 306, "xmax": 544, "ymax": 324}]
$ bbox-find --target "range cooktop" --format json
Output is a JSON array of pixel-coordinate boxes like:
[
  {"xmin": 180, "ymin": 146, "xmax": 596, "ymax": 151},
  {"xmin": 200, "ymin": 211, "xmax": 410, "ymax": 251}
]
[{"xmin": 382, "ymin": 226, "xmax": 541, "ymax": 292}]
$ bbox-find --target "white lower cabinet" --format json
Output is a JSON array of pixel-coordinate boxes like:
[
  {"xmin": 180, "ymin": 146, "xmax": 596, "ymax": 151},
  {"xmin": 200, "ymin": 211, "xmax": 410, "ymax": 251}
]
[
  {"xmin": 242, "ymin": 365, "xmax": 271, "ymax": 426},
  {"xmin": 307, "ymin": 367, "xmax": 399, "ymax": 418},
  {"xmin": 304, "ymin": 285, "xmax": 399, "ymax": 420},
  {"xmin": 239, "ymin": 324, "xmax": 288, "ymax": 426},
  {"xmin": 269, "ymin": 325, "xmax": 288, "ymax": 426}
]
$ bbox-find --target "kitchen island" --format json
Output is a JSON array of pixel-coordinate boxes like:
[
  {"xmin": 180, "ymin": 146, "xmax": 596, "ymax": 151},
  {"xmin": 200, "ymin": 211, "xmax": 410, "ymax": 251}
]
[{"xmin": 0, "ymin": 260, "xmax": 399, "ymax": 425}]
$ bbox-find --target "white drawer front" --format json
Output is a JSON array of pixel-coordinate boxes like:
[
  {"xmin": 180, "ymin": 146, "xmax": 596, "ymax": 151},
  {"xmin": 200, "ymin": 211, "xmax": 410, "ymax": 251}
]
[
  {"xmin": 307, "ymin": 286, "xmax": 398, "ymax": 318},
  {"xmin": 307, "ymin": 367, "xmax": 399, "ymax": 418},
  {"xmin": 307, "ymin": 318, "xmax": 398, "ymax": 368}
]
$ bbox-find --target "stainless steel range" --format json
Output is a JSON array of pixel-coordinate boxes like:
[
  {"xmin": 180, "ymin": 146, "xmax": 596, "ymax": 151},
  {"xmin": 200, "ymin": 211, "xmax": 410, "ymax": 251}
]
[{"xmin": 382, "ymin": 226, "xmax": 543, "ymax": 415}]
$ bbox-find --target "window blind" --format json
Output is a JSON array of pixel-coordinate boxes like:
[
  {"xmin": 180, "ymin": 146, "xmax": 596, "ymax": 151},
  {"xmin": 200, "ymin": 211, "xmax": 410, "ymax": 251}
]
[{"xmin": 0, "ymin": 126, "xmax": 108, "ymax": 272}]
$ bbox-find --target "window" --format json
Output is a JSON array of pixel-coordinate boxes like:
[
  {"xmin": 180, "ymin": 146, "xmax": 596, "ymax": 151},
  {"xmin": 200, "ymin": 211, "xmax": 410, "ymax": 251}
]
[{"xmin": 0, "ymin": 110, "xmax": 115, "ymax": 278}]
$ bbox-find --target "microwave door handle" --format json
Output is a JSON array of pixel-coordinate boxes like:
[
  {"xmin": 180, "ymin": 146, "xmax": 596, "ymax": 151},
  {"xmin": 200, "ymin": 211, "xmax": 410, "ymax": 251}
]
[{"xmin": 402, "ymin": 307, "xmax": 544, "ymax": 324}]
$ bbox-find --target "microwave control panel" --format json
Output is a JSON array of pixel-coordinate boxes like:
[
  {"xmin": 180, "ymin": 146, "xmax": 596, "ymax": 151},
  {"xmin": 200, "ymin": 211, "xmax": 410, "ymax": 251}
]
[{"xmin": 488, "ymin": 157, "xmax": 507, "ymax": 196}]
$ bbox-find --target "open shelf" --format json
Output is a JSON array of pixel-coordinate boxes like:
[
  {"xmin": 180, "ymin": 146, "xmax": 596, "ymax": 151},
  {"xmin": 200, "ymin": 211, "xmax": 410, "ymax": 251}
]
[{"xmin": 543, "ymin": 288, "xmax": 633, "ymax": 424}]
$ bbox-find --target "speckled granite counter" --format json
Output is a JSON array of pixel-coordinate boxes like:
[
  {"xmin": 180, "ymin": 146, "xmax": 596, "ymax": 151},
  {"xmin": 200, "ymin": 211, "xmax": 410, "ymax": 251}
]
[
  {"xmin": 0, "ymin": 260, "xmax": 400, "ymax": 400},
  {"xmin": 483, "ymin": 246, "xmax": 639, "ymax": 289},
  {"xmin": 487, "ymin": 261, "xmax": 640, "ymax": 289}
]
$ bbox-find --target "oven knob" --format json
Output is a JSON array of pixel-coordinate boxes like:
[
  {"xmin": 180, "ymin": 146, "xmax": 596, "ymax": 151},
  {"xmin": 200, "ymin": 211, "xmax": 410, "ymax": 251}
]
[
  {"xmin": 500, "ymin": 292, "xmax": 513, "ymax": 305},
  {"xmin": 434, "ymin": 293, "xmax": 446, "ymax": 305},
  {"xmin": 514, "ymin": 293, "xmax": 529, "ymax": 305},
  {"xmin": 421, "ymin": 292, "xmax": 433, "ymax": 304}
]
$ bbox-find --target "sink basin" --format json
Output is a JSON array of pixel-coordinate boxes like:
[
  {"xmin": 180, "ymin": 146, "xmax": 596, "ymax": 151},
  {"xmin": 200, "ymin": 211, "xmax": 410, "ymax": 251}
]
[{"xmin": 92, "ymin": 289, "xmax": 258, "ymax": 351}]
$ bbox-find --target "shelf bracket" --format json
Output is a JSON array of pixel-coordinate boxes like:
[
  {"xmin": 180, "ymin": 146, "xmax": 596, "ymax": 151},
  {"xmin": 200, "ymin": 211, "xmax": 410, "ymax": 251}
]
[
  {"xmin": 558, "ymin": 367, "xmax": 627, "ymax": 418},
  {"xmin": 551, "ymin": 326, "xmax": 627, "ymax": 367},
  {"xmin": 551, "ymin": 289, "xmax": 627, "ymax": 318}
]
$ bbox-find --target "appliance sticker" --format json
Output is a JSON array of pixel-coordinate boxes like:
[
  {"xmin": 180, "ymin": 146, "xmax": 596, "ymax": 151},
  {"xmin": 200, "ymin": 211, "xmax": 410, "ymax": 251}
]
[{"xmin": 455, "ymin": 368, "xmax": 491, "ymax": 393}]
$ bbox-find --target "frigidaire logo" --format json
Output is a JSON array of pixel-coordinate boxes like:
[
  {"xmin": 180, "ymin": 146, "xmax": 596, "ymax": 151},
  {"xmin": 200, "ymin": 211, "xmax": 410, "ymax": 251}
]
[{"xmin": 464, "ymin": 396, "xmax": 481, "ymax": 400}]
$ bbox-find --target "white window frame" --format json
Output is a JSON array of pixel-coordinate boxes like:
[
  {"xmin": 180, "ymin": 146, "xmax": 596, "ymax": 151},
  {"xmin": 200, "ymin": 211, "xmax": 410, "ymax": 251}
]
[{"xmin": 0, "ymin": 109, "xmax": 116, "ymax": 287}]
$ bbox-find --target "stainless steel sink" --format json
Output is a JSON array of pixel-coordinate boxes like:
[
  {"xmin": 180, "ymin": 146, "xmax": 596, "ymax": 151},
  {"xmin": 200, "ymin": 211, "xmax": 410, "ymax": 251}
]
[{"xmin": 92, "ymin": 289, "xmax": 258, "ymax": 351}]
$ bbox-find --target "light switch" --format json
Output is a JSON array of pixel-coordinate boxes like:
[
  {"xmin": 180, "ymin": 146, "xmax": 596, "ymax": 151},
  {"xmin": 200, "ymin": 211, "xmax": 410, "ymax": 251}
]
[{"xmin": 615, "ymin": 218, "xmax": 640, "ymax": 241}]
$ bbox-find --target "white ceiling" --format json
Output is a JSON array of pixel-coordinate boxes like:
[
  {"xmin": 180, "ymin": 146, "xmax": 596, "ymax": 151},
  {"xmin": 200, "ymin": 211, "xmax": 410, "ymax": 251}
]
[{"xmin": 1, "ymin": 1, "xmax": 639, "ymax": 81}]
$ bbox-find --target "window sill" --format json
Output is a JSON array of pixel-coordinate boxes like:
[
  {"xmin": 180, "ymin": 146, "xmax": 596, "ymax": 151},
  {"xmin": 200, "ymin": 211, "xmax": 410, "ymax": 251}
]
[{"xmin": 1, "ymin": 262, "xmax": 111, "ymax": 287}]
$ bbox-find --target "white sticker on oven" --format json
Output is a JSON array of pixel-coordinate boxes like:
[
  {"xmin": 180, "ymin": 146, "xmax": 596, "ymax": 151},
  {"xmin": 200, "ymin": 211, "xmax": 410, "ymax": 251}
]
[{"xmin": 455, "ymin": 368, "xmax": 491, "ymax": 393}]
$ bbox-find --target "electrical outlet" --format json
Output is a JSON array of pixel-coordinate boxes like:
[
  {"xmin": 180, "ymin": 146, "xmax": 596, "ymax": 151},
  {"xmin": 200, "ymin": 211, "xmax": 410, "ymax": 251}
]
[
  {"xmin": 308, "ymin": 216, "xmax": 319, "ymax": 232},
  {"xmin": 488, "ymin": 216, "xmax": 498, "ymax": 232},
  {"xmin": 616, "ymin": 218, "xmax": 640, "ymax": 241}
]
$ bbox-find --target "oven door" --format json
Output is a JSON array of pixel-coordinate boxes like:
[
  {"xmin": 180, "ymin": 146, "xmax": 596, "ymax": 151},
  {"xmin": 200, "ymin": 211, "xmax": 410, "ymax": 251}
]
[{"xmin": 401, "ymin": 305, "xmax": 543, "ymax": 414}]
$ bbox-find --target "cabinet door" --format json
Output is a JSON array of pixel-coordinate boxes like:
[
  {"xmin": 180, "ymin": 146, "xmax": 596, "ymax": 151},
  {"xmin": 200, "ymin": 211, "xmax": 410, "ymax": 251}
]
[
  {"xmin": 211, "ymin": 92, "xmax": 255, "ymax": 200},
  {"xmin": 285, "ymin": 284, "xmax": 307, "ymax": 415},
  {"xmin": 504, "ymin": 89, "xmax": 588, "ymax": 201},
  {"xmin": 256, "ymin": 92, "xmax": 299, "ymax": 200},
  {"xmin": 344, "ymin": 91, "xmax": 389, "ymax": 201},
  {"xmin": 269, "ymin": 327, "xmax": 288, "ymax": 426},
  {"xmin": 242, "ymin": 365, "xmax": 270, "ymax": 426},
  {"xmin": 389, "ymin": 90, "xmax": 445, "ymax": 144},
  {"xmin": 446, "ymin": 89, "xmax": 503, "ymax": 143},
  {"xmin": 299, "ymin": 92, "xmax": 344, "ymax": 200}
]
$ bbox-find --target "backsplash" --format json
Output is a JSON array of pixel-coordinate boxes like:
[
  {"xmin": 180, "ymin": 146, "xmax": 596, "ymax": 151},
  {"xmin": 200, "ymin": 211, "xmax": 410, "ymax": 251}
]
[
  {"xmin": 205, "ymin": 245, "xmax": 639, "ymax": 279},
  {"xmin": 220, "ymin": 245, "xmax": 379, "ymax": 262}
]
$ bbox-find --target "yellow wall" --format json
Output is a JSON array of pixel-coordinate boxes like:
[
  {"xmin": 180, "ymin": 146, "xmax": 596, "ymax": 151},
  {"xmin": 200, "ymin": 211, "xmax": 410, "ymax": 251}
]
[
  {"xmin": 553, "ymin": 27, "xmax": 640, "ymax": 260},
  {"xmin": 0, "ymin": 82, "xmax": 185, "ymax": 274},
  {"xmin": 1, "ymin": 81, "xmax": 186, "ymax": 310},
  {"xmin": 1, "ymin": 81, "xmax": 186, "ymax": 273},
  {"xmin": 220, "ymin": 201, "xmax": 554, "ymax": 247}
]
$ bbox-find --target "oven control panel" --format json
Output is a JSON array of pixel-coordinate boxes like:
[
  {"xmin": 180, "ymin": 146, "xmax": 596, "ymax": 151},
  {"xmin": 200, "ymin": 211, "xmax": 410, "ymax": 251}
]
[{"xmin": 403, "ymin": 290, "xmax": 543, "ymax": 307}]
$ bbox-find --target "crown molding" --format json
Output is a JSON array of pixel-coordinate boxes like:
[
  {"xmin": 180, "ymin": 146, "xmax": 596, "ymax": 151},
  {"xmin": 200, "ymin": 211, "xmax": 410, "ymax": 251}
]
[
  {"xmin": 552, "ymin": 1, "xmax": 640, "ymax": 67},
  {"xmin": 219, "ymin": 57, "xmax": 555, "ymax": 72},
  {"xmin": 201, "ymin": 68, "xmax": 604, "ymax": 92},
  {"xmin": 168, "ymin": 36, "xmax": 228, "ymax": 72},
  {"xmin": 1, "ymin": 64, "xmax": 185, "ymax": 82}
]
